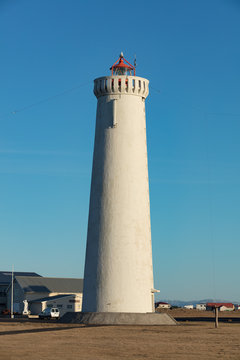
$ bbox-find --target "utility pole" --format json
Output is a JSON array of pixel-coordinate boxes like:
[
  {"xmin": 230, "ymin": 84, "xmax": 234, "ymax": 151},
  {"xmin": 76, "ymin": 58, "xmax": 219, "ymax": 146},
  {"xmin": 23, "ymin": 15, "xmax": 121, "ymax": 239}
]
[
  {"xmin": 11, "ymin": 265, "xmax": 14, "ymax": 319},
  {"xmin": 215, "ymin": 306, "xmax": 219, "ymax": 328}
]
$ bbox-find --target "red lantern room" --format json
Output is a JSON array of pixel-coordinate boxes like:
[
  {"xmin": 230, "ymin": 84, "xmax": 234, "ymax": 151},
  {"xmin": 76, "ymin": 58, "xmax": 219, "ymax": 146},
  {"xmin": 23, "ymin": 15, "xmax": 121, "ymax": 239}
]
[{"xmin": 110, "ymin": 52, "xmax": 136, "ymax": 76}]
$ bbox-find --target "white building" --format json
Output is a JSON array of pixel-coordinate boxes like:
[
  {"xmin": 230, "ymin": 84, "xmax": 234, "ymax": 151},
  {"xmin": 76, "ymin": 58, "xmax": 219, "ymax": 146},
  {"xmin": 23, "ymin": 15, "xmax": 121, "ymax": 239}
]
[
  {"xmin": 155, "ymin": 302, "xmax": 171, "ymax": 309},
  {"xmin": 196, "ymin": 304, "xmax": 206, "ymax": 311},
  {"xmin": 219, "ymin": 305, "xmax": 234, "ymax": 312},
  {"xmin": 7, "ymin": 276, "xmax": 83, "ymax": 315},
  {"xmin": 206, "ymin": 303, "xmax": 235, "ymax": 311},
  {"xmin": 29, "ymin": 294, "xmax": 82, "ymax": 317},
  {"xmin": 184, "ymin": 305, "xmax": 194, "ymax": 310}
]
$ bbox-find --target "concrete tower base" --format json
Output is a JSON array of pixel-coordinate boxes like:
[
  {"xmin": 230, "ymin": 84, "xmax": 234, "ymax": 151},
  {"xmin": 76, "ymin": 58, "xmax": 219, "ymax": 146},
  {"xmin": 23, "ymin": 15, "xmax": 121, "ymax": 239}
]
[{"xmin": 61, "ymin": 312, "xmax": 177, "ymax": 325}]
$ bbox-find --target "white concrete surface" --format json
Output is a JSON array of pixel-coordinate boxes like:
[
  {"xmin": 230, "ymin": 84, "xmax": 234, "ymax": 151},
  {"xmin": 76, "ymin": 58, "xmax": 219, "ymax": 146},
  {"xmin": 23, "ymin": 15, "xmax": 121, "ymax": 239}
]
[
  {"xmin": 61, "ymin": 312, "xmax": 177, "ymax": 325},
  {"xmin": 82, "ymin": 75, "xmax": 154, "ymax": 313}
]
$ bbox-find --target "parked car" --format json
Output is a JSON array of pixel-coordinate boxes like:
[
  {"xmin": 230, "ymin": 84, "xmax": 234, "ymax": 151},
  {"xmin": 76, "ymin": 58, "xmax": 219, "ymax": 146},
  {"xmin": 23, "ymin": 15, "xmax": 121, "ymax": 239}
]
[{"xmin": 39, "ymin": 307, "xmax": 60, "ymax": 320}]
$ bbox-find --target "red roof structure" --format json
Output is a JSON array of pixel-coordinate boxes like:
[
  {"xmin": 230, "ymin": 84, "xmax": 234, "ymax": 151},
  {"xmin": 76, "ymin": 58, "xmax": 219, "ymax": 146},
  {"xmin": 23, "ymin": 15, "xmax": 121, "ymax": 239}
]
[
  {"xmin": 110, "ymin": 52, "xmax": 135, "ymax": 76},
  {"xmin": 156, "ymin": 302, "xmax": 170, "ymax": 305},
  {"xmin": 207, "ymin": 303, "xmax": 234, "ymax": 308}
]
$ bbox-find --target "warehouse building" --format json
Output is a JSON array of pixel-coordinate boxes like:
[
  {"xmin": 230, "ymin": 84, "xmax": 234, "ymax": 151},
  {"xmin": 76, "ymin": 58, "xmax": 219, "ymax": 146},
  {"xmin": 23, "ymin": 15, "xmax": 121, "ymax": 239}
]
[
  {"xmin": 0, "ymin": 271, "xmax": 41, "ymax": 313},
  {"xmin": 29, "ymin": 294, "xmax": 82, "ymax": 316},
  {"xmin": 6, "ymin": 276, "xmax": 83, "ymax": 315}
]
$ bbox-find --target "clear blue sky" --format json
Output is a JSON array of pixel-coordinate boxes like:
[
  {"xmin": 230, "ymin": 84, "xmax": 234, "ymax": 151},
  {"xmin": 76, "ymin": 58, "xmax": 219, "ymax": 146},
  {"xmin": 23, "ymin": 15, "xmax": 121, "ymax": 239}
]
[{"xmin": 1, "ymin": 0, "xmax": 240, "ymax": 301}]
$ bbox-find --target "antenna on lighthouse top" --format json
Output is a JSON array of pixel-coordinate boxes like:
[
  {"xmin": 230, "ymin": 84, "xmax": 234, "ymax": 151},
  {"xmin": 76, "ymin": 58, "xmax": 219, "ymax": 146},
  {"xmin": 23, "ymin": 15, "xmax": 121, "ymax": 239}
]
[
  {"xmin": 110, "ymin": 52, "xmax": 136, "ymax": 76},
  {"xmin": 134, "ymin": 54, "xmax": 137, "ymax": 68}
]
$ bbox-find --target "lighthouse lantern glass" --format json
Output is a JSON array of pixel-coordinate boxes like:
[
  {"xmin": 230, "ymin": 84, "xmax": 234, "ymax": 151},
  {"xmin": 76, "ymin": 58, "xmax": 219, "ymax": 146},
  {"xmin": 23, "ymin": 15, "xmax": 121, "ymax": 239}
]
[{"xmin": 113, "ymin": 67, "xmax": 132, "ymax": 76}]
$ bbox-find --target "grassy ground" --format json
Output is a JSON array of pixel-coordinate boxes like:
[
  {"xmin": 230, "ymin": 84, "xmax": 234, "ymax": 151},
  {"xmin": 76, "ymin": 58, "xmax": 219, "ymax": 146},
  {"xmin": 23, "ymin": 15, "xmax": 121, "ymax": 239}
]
[
  {"xmin": 0, "ymin": 317, "xmax": 240, "ymax": 360},
  {"xmin": 157, "ymin": 308, "xmax": 240, "ymax": 318}
]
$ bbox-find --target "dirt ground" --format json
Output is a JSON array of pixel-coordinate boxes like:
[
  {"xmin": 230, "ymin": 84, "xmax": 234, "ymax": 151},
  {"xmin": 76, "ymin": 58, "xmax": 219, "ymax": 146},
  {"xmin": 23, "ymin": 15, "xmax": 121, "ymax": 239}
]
[
  {"xmin": 0, "ymin": 316, "xmax": 240, "ymax": 360},
  {"xmin": 159, "ymin": 308, "xmax": 240, "ymax": 318}
]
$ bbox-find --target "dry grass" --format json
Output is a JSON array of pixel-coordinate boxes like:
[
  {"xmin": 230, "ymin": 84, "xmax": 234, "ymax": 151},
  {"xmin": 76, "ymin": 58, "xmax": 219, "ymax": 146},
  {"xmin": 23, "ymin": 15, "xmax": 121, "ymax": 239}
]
[
  {"xmin": 0, "ymin": 318, "xmax": 240, "ymax": 360},
  {"xmin": 158, "ymin": 308, "xmax": 240, "ymax": 318}
]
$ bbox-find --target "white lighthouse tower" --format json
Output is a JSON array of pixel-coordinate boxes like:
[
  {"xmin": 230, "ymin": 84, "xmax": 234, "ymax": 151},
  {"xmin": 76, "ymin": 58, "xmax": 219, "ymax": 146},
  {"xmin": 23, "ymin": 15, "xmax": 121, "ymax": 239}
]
[{"xmin": 80, "ymin": 54, "xmax": 175, "ymax": 325}]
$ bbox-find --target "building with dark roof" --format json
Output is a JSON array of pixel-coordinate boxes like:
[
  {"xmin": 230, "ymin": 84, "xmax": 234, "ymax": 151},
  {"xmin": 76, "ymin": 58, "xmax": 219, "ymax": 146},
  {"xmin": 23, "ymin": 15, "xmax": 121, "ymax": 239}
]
[
  {"xmin": 0, "ymin": 271, "xmax": 41, "ymax": 313},
  {"xmin": 29, "ymin": 294, "xmax": 82, "ymax": 316},
  {"xmin": 6, "ymin": 276, "xmax": 83, "ymax": 314}
]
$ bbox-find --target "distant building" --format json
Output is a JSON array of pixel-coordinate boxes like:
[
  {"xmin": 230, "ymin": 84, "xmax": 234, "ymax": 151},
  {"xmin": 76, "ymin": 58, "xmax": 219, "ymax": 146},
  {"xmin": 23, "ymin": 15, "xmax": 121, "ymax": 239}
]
[
  {"xmin": 184, "ymin": 305, "xmax": 194, "ymax": 309},
  {"xmin": 29, "ymin": 294, "xmax": 82, "ymax": 317},
  {"xmin": 0, "ymin": 271, "xmax": 41, "ymax": 313},
  {"xmin": 206, "ymin": 303, "xmax": 235, "ymax": 311},
  {"xmin": 6, "ymin": 276, "xmax": 83, "ymax": 315},
  {"xmin": 219, "ymin": 305, "xmax": 234, "ymax": 312},
  {"xmin": 155, "ymin": 301, "xmax": 171, "ymax": 309},
  {"xmin": 196, "ymin": 304, "xmax": 206, "ymax": 311}
]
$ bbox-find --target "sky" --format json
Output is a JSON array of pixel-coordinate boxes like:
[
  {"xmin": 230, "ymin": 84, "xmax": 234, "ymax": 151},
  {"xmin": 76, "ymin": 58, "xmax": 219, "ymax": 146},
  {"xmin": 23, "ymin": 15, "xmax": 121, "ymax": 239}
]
[{"xmin": 0, "ymin": 0, "xmax": 240, "ymax": 301}]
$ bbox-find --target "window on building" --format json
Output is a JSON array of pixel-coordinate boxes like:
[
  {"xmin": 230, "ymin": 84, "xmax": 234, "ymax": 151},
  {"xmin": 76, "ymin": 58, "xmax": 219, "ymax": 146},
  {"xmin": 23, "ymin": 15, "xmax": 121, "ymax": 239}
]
[
  {"xmin": 47, "ymin": 304, "xmax": 53, "ymax": 308},
  {"xmin": 57, "ymin": 304, "xmax": 63, "ymax": 308},
  {"xmin": 67, "ymin": 305, "xmax": 72, "ymax": 309}
]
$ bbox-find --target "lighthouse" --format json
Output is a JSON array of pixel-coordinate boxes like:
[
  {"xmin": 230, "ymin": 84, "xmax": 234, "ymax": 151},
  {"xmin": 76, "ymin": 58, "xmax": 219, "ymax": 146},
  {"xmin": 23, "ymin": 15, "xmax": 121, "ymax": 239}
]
[{"xmin": 79, "ymin": 54, "xmax": 175, "ymax": 325}]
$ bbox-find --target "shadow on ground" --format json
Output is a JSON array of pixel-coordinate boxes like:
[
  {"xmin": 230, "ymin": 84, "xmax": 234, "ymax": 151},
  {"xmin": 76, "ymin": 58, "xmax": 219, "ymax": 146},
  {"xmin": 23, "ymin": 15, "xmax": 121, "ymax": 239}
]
[{"xmin": 0, "ymin": 325, "xmax": 83, "ymax": 336}]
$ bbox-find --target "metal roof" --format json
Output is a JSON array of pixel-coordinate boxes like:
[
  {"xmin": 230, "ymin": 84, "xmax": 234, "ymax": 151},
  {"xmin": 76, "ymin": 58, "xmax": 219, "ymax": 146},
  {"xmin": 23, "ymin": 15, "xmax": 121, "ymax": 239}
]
[
  {"xmin": 15, "ymin": 276, "xmax": 83, "ymax": 294},
  {"xmin": 29, "ymin": 294, "xmax": 73, "ymax": 303},
  {"xmin": 207, "ymin": 302, "xmax": 234, "ymax": 308},
  {"xmin": 0, "ymin": 271, "xmax": 41, "ymax": 285}
]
